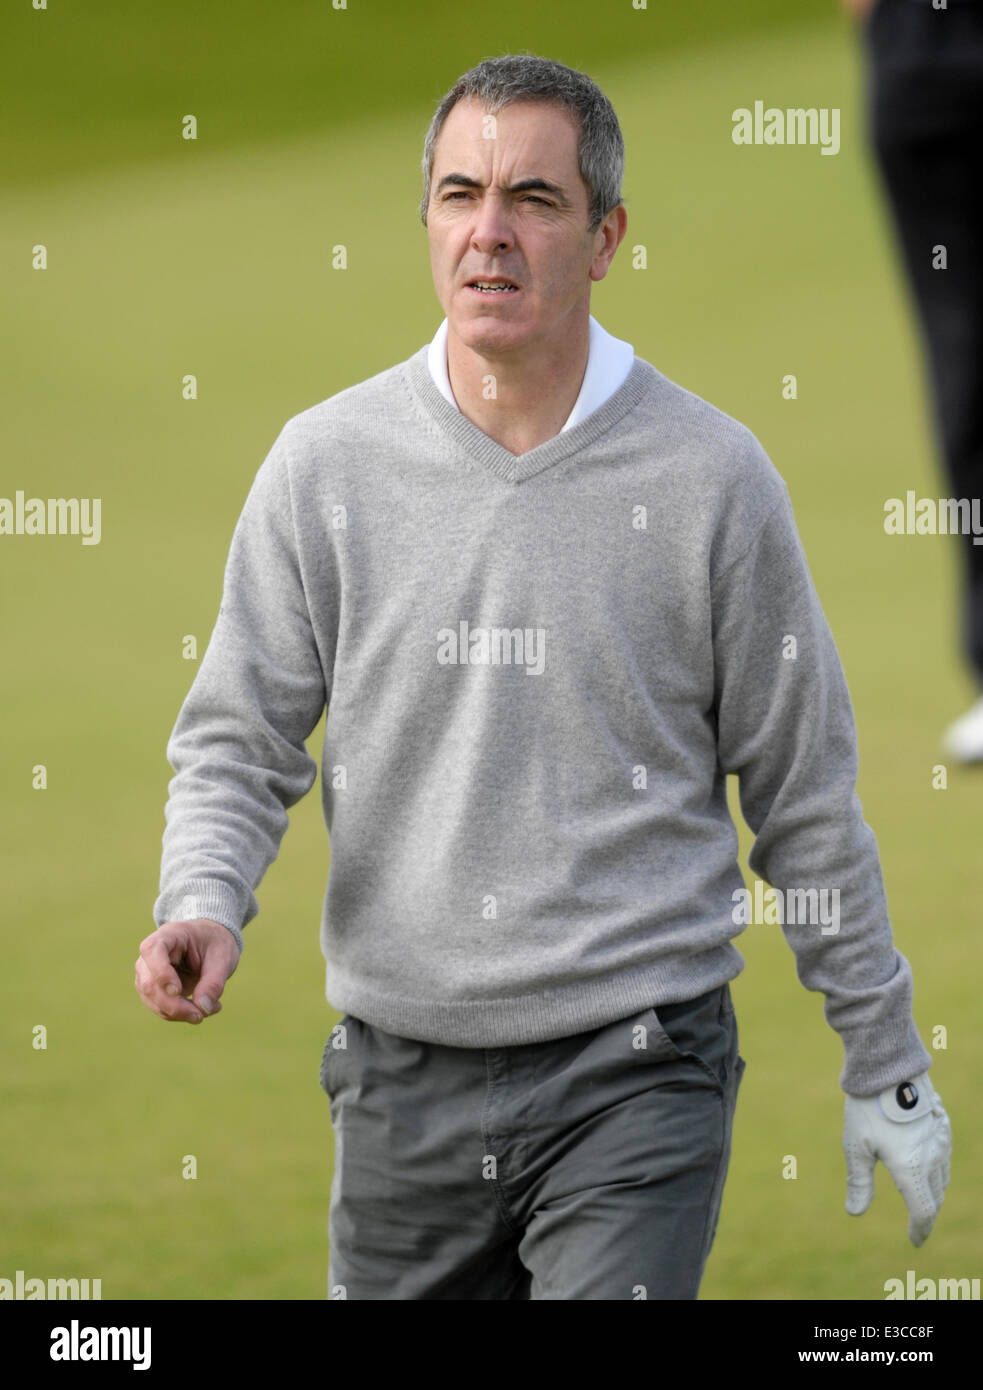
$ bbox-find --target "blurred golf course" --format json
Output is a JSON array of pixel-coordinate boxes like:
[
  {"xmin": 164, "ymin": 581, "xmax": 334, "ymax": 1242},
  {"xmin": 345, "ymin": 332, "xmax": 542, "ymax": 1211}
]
[{"xmin": 2, "ymin": 0, "xmax": 979, "ymax": 1300}]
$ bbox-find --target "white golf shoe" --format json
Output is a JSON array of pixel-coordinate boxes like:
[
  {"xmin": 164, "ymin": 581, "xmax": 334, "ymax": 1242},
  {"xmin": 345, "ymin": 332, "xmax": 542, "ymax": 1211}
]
[{"xmin": 942, "ymin": 695, "xmax": 983, "ymax": 763}]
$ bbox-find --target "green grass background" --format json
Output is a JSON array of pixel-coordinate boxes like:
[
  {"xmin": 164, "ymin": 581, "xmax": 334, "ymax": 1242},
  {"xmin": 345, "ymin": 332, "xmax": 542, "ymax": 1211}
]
[{"xmin": 2, "ymin": 0, "xmax": 979, "ymax": 1300}]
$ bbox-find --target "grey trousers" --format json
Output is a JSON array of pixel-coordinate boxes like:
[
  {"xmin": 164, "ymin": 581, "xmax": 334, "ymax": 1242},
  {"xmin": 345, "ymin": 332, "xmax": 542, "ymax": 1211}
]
[{"xmin": 319, "ymin": 983, "xmax": 745, "ymax": 1300}]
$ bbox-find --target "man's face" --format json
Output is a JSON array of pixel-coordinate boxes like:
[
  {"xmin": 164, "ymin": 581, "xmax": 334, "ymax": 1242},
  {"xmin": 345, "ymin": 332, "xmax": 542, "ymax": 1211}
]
[{"xmin": 426, "ymin": 97, "xmax": 621, "ymax": 359}]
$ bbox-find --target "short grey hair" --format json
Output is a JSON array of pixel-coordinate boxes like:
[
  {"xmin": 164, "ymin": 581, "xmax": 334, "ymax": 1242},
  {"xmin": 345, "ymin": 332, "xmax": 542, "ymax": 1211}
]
[{"xmin": 419, "ymin": 53, "xmax": 625, "ymax": 234}]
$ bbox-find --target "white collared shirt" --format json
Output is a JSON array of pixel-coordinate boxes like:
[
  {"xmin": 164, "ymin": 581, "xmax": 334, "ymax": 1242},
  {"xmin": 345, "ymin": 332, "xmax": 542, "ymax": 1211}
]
[{"xmin": 427, "ymin": 314, "xmax": 635, "ymax": 433}]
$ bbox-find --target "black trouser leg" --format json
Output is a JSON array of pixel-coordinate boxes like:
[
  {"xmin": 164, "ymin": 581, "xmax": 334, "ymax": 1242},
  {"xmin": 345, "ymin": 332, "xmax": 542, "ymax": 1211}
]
[{"xmin": 864, "ymin": 1, "xmax": 983, "ymax": 681}]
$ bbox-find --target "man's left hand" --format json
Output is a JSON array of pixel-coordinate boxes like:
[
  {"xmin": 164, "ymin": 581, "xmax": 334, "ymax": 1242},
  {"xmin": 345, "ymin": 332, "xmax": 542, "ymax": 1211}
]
[{"xmin": 843, "ymin": 1073, "xmax": 951, "ymax": 1246}]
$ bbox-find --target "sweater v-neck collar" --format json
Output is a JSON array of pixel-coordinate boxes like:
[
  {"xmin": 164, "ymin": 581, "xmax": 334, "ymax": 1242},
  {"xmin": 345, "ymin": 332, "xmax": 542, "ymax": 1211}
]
[{"xmin": 404, "ymin": 345, "xmax": 655, "ymax": 484}]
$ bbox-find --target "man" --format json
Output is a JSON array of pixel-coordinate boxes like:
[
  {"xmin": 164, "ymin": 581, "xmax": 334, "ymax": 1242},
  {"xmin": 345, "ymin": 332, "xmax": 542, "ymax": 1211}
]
[
  {"xmin": 138, "ymin": 54, "xmax": 951, "ymax": 1300},
  {"xmin": 845, "ymin": 0, "xmax": 983, "ymax": 758}
]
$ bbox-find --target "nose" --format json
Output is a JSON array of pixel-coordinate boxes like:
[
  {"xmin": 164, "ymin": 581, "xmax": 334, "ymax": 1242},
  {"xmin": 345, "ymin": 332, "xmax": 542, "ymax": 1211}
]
[{"xmin": 469, "ymin": 192, "xmax": 515, "ymax": 257}]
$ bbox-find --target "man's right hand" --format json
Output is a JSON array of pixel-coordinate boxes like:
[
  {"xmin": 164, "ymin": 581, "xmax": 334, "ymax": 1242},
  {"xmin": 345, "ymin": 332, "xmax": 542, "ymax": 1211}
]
[{"xmin": 134, "ymin": 919, "xmax": 240, "ymax": 1024}]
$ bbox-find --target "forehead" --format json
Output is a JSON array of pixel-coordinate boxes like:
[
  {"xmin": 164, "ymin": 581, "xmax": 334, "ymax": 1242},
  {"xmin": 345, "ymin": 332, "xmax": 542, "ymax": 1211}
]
[{"xmin": 433, "ymin": 97, "xmax": 583, "ymax": 178}]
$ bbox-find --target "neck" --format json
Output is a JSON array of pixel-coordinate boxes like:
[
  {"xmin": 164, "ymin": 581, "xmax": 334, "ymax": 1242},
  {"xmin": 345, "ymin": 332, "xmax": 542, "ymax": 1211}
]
[{"xmin": 445, "ymin": 311, "xmax": 591, "ymax": 456}]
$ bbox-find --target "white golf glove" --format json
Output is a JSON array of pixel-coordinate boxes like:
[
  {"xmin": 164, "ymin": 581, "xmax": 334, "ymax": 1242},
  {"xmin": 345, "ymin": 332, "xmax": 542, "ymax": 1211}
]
[{"xmin": 843, "ymin": 1071, "xmax": 951, "ymax": 1246}]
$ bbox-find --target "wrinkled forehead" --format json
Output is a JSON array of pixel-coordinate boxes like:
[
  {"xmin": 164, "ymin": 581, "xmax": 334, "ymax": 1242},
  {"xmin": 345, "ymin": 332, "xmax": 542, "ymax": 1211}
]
[
  {"xmin": 431, "ymin": 98, "xmax": 587, "ymax": 210},
  {"xmin": 433, "ymin": 98, "xmax": 582, "ymax": 175}
]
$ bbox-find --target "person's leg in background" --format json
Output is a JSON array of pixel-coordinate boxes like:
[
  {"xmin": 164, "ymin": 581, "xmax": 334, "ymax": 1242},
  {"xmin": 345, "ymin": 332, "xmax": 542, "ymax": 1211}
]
[{"xmin": 862, "ymin": 0, "xmax": 983, "ymax": 755}]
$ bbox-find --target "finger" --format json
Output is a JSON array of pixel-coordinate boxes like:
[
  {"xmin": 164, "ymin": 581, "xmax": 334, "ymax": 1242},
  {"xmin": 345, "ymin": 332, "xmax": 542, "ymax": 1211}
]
[
  {"xmin": 940, "ymin": 1123, "xmax": 952, "ymax": 1193},
  {"xmin": 135, "ymin": 982, "xmax": 203, "ymax": 1024},
  {"xmin": 907, "ymin": 1207, "xmax": 935, "ymax": 1247},
  {"xmin": 134, "ymin": 952, "xmax": 202, "ymax": 1024},
  {"xmin": 931, "ymin": 1121, "xmax": 951, "ymax": 1195},
  {"xmin": 191, "ymin": 940, "xmax": 238, "ymax": 1017},
  {"xmin": 928, "ymin": 1161, "xmax": 946, "ymax": 1212},
  {"xmin": 134, "ymin": 956, "xmax": 159, "ymax": 999},
  {"xmin": 897, "ymin": 1178, "xmax": 937, "ymax": 1247},
  {"xmin": 139, "ymin": 931, "xmax": 186, "ymax": 997},
  {"xmin": 844, "ymin": 1146, "xmax": 875, "ymax": 1216}
]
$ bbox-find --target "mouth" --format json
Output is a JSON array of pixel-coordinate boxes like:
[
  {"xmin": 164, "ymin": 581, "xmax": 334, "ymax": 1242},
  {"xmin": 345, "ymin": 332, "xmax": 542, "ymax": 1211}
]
[{"xmin": 465, "ymin": 276, "xmax": 521, "ymax": 297}]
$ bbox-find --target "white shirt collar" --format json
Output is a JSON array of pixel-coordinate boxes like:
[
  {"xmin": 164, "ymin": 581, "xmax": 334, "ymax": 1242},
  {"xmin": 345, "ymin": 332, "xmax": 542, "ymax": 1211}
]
[{"xmin": 427, "ymin": 314, "xmax": 634, "ymax": 433}]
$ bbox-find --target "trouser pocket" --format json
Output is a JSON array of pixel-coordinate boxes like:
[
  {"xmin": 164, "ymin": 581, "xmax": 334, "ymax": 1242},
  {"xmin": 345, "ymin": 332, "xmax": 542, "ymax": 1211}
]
[
  {"xmin": 319, "ymin": 1015, "xmax": 352, "ymax": 1099},
  {"xmin": 643, "ymin": 984, "xmax": 740, "ymax": 1093}
]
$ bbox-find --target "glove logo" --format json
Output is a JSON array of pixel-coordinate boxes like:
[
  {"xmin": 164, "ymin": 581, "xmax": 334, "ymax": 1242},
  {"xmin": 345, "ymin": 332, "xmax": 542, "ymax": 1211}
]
[{"xmin": 896, "ymin": 1081, "xmax": 919, "ymax": 1111}]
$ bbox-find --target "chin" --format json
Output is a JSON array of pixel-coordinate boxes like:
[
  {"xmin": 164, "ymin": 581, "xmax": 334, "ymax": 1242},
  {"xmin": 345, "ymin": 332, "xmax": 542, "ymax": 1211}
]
[{"xmin": 452, "ymin": 318, "xmax": 530, "ymax": 354}]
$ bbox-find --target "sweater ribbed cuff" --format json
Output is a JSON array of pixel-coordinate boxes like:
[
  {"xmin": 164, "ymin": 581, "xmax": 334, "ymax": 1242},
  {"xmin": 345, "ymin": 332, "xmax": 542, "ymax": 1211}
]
[{"xmin": 162, "ymin": 886, "xmax": 246, "ymax": 955}]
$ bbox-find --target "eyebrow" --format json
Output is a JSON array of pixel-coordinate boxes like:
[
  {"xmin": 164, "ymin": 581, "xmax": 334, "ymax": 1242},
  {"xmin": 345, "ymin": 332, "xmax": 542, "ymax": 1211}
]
[{"xmin": 435, "ymin": 173, "xmax": 568, "ymax": 201}]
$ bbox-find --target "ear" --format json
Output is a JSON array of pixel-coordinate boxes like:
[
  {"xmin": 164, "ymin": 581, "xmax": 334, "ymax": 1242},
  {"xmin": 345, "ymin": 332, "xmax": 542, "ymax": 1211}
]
[{"xmin": 589, "ymin": 203, "xmax": 628, "ymax": 283}]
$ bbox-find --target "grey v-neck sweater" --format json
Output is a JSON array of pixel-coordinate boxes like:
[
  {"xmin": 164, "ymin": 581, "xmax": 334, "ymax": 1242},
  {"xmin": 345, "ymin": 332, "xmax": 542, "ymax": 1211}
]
[{"xmin": 153, "ymin": 344, "xmax": 931, "ymax": 1096}]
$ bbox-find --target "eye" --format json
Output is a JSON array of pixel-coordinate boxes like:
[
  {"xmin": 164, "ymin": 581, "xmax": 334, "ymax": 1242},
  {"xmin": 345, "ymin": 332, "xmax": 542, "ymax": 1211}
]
[{"xmin": 523, "ymin": 196, "xmax": 550, "ymax": 205}]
